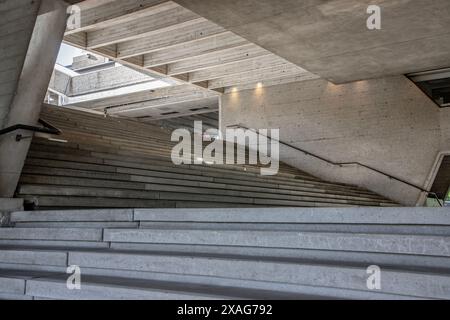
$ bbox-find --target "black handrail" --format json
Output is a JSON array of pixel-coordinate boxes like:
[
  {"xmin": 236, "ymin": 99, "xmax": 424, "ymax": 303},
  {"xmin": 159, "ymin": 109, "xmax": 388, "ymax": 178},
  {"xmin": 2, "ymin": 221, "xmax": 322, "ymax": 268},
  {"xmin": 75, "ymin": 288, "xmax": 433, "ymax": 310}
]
[
  {"xmin": 0, "ymin": 119, "xmax": 61, "ymax": 140},
  {"xmin": 228, "ymin": 124, "xmax": 443, "ymax": 206}
]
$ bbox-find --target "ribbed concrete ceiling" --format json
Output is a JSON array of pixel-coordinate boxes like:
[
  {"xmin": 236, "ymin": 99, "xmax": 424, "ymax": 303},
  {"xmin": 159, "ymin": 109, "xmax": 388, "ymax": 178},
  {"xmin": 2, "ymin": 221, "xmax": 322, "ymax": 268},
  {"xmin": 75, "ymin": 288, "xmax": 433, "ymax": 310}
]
[
  {"xmin": 61, "ymin": 0, "xmax": 322, "ymax": 120},
  {"xmin": 63, "ymin": 0, "xmax": 318, "ymax": 92}
]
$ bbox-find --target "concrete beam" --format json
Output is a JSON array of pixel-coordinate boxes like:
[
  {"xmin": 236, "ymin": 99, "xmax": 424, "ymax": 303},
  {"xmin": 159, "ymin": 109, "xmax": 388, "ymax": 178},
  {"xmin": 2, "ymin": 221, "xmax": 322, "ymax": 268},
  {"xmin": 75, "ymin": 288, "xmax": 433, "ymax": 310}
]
[
  {"xmin": 117, "ymin": 20, "xmax": 226, "ymax": 59},
  {"xmin": 187, "ymin": 54, "xmax": 286, "ymax": 83},
  {"xmin": 73, "ymin": 84, "xmax": 217, "ymax": 110},
  {"xmin": 167, "ymin": 43, "xmax": 268, "ymax": 75},
  {"xmin": 142, "ymin": 32, "xmax": 246, "ymax": 67},
  {"xmin": 207, "ymin": 64, "xmax": 318, "ymax": 90},
  {"xmin": 65, "ymin": 0, "xmax": 169, "ymax": 35},
  {"xmin": 86, "ymin": 5, "xmax": 202, "ymax": 49},
  {"xmin": 69, "ymin": 66, "xmax": 154, "ymax": 96}
]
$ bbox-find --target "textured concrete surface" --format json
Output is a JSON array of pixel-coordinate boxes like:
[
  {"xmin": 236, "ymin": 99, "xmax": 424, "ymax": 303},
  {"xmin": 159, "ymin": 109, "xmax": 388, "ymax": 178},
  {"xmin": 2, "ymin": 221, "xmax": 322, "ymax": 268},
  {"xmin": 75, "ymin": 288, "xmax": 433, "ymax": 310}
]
[
  {"xmin": 104, "ymin": 229, "xmax": 450, "ymax": 256},
  {"xmin": 26, "ymin": 278, "xmax": 227, "ymax": 300},
  {"xmin": 0, "ymin": 250, "xmax": 67, "ymax": 266},
  {"xmin": 0, "ymin": 228, "xmax": 103, "ymax": 241},
  {"xmin": 0, "ymin": 276, "xmax": 25, "ymax": 295},
  {"xmin": 69, "ymin": 251, "xmax": 450, "ymax": 299},
  {"xmin": 0, "ymin": 199, "xmax": 23, "ymax": 212},
  {"xmin": 75, "ymin": 266, "xmax": 418, "ymax": 300},
  {"xmin": 109, "ymin": 241, "xmax": 450, "ymax": 271},
  {"xmin": 1, "ymin": 207, "xmax": 450, "ymax": 299},
  {"xmin": 0, "ymin": 0, "xmax": 68, "ymax": 197},
  {"xmin": 0, "ymin": 0, "xmax": 41, "ymax": 128},
  {"xmin": 221, "ymin": 76, "xmax": 450, "ymax": 205},
  {"xmin": 134, "ymin": 208, "xmax": 450, "ymax": 225},
  {"xmin": 0, "ymin": 198, "xmax": 23, "ymax": 227},
  {"xmin": 174, "ymin": 0, "xmax": 450, "ymax": 83},
  {"xmin": 11, "ymin": 209, "xmax": 134, "ymax": 222},
  {"xmin": 50, "ymin": 65, "xmax": 155, "ymax": 97}
]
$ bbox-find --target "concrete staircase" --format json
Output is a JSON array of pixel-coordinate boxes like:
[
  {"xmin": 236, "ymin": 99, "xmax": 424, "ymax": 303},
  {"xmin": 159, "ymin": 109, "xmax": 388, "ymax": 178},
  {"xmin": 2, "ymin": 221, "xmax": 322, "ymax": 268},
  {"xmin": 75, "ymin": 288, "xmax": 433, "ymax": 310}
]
[
  {"xmin": 15, "ymin": 105, "xmax": 397, "ymax": 209},
  {"xmin": 0, "ymin": 207, "xmax": 449, "ymax": 300}
]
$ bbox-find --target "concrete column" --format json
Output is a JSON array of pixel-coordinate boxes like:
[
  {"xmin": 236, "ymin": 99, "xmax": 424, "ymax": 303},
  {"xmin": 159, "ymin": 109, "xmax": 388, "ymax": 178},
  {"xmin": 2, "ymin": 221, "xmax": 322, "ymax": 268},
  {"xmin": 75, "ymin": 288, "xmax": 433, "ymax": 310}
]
[{"xmin": 0, "ymin": 0, "xmax": 68, "ymax": 197}]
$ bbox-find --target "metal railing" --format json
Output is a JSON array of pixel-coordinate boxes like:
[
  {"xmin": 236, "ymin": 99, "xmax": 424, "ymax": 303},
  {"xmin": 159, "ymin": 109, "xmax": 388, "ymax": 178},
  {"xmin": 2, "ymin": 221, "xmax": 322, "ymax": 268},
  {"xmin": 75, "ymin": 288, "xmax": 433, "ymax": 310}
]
[
  {"xmin": 0, "ymin": 119, "xmax": 61, "ymax": 141},
  {"xmin": 228, "ymin": 124, "xmax": 444, "ymax": 206}
]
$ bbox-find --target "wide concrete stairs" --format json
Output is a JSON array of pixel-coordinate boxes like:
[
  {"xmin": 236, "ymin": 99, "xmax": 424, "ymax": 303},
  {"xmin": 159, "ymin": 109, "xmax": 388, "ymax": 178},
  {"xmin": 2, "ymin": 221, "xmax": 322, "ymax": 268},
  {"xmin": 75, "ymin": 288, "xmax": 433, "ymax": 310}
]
[
  {"xmin": 5, "ymin": 106, "xmax": 440, "ymax": 300},
  {"xmin": 16, "ymin": 105, "xmax": 396, "ymax": 209},
  {"xmin": 0, "ymin": 207, "xmax": 449, "ymax": 300}
]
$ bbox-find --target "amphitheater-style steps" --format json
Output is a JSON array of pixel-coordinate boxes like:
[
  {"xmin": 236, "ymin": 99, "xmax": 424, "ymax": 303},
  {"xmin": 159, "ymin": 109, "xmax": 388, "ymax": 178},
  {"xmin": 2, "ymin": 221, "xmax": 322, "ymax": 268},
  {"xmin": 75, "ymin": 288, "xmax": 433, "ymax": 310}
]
[
  {"xmin": 15, "ymin": 105, "xmax": 397, "ymax": 209},
  {"xmin": 0, "ymin": 207, "xmax": 449, "ymax": 300}
]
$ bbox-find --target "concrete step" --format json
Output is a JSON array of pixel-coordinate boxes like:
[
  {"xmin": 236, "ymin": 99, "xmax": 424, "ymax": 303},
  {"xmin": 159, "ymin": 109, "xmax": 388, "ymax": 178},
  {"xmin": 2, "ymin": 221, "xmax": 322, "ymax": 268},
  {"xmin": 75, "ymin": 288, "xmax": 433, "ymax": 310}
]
[
  {"xmin": 0, "ymin": 228, "xmax": 103, "ymax": 241},
  {"xmin": 0, "ymin": 293, "xmax": 33, "ymax": 300},
  {"xmin": 0, "ymin": 246, "xmax": 443, "ymax": 299},
  {"xmin": 15, "ymin": 222, "xmax": 139, "ymax": 229},
  {"xmin": 22, "ymin": 157, "xmax": 393, "ymax": 206},
  {"xmin": 0, "ymin": 249, "xmax": 67, "ymax": 267},
  {"xmin": 11, "ymin": 209, "xmax": 134, "ymax": 223},
  {"xmin": 0, "ymin": 269, "xmax": 340, "ymax": 300},
  {"xmin": 0, "ymin": 240, "xmax": 109, "ymax": 250},
  {"xmin": 107, "ymin": 242, "xmax": 450, "ymax": 272},
  {"xmin": 134, "ymin": 207, "xmax": 450, "ymax": 225},
  {"xmin": 20, "ymin": 170, "xmax": 392, "ymax": 203},
  {"xmin": 11, "ymin": 207, "xmax": 450, "ymax": 225},
  {"xmin": 137, "ymin": 221, "xmax": 450, "ymax": 236},
  {"xmin": 19, "ymin": 175, "xmax": 386, "ymax": 206},
  {"xmin": 67, "ymin": 251, "xmax": 450, "ymax": 299},
  {"xmin": 103, "ymin": 228, "xmax": 450, "ymax": 257},
  {"xmin": 26, "ymin": 141, "xmax": 388, "ymax": 196},
  {"xmin": 21, "ymin": 185, "xmax": 357, "ymax": 207},
  {"xmin": 23, "ymin": 105, "xmax": 398, "ymax": 210},
  {"xmin": 20, "ymin": 196, "xmax": 173, "ymax": 209},
  {"xmin": 0, "ymin": 276, "xmax": 26, "ymax": 296},
  {"xmin": 24, "ymin": 275, "xmax": 237, "ymax": 300},
  {"xmin": 0, "ymin": 269, "xmax": 68, "ymax": 298},
  {"xmin": 27, "ymin": 151, "xmax": 379, "ymax": 195}
]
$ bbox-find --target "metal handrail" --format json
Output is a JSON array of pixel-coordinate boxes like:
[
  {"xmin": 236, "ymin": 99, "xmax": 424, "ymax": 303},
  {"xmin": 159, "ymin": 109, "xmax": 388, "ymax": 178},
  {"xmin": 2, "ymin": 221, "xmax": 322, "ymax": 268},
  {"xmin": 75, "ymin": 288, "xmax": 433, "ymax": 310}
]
[
  {"xmin": 0, "ymin": 119, "xmax": 62, "ymax": 141},
  {"xmin": 228, "ymin": 124, "xmax": 444, "ymax": 206}
]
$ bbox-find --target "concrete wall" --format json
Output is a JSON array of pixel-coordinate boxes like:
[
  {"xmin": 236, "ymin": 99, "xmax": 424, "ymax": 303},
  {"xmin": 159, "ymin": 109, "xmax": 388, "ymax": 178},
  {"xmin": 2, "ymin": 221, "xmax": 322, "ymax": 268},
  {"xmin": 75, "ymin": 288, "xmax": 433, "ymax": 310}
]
[
  {"xmin": 0, "ymin": 0, "xmax": 41, "ymax": 128},
  {"xmin": 221, "ymin": 76, "xmax": 450, "ymax": 206},
  {"xmin": 0, "ymin": 0, "xmax": 68, "ymax": 198}
]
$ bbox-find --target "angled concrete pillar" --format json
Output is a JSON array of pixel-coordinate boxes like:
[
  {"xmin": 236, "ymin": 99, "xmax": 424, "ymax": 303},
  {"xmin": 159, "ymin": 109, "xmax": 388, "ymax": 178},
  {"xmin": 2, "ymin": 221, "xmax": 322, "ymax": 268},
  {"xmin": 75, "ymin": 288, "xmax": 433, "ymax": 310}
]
[{"xmin": 0, "ymin": 0, "xmax": 68, "ymax": 197}]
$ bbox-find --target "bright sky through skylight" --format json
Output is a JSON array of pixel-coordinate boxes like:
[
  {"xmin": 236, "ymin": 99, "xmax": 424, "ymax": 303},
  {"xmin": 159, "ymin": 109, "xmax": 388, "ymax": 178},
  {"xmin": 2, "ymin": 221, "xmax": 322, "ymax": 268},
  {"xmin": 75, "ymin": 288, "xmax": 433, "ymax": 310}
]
[{"xmin": 56, "ymin": 43, "xmax": 86, "ymax": 67}]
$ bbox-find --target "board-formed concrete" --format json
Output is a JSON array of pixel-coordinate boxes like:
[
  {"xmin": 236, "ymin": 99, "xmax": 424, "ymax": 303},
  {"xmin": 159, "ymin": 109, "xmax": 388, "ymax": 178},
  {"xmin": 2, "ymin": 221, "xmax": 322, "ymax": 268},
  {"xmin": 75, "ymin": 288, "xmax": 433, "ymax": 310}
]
[
  {"xmin": 0, "ymin": 0, "xmax": 69, "ymax": 198},
  {"xmin": 0, "ymin": 0, "xmax": 41, "ymax": 128},
  {"xmin": 221, "ymin": 76, "xmax": 450, "ymax": 205},
  {"xmin": 174, "ymin": 0, "xmax": 450, "ymax": 83}
]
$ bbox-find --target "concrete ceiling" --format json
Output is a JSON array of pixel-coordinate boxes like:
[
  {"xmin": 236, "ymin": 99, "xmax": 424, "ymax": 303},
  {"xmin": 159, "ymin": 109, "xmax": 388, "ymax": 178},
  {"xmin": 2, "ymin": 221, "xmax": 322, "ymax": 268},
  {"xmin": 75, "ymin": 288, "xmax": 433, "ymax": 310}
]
[
  {"xmin": 61, "ymin": 0, "xmax": 323, "ymax": 120},
  {"xmin": 173, "ymin": 0, "xmax": 450, "ymax": 84}
]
